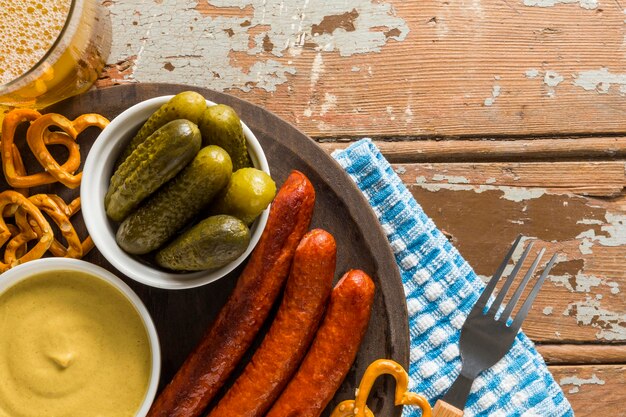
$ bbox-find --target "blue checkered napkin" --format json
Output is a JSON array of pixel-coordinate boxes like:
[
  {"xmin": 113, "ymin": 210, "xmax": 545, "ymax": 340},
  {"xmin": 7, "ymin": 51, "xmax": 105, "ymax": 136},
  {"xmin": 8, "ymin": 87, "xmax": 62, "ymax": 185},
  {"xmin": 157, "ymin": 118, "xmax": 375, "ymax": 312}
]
[{"xmin": 332, "ymin": 139, "xmax": 574, "ymax": 417}]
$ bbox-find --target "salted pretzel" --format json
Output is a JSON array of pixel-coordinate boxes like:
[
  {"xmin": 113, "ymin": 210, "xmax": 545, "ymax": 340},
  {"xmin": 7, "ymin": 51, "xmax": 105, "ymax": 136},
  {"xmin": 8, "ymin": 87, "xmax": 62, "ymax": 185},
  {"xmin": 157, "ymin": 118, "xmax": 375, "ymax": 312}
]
[
  {"xmin": 1, "ymin": 108, "xmax": 83, "ymax": 188},
  {"xmin": 3, "ymin": 224, "xmax": 26, "ymax": 259},
  {"xmin": 46, "ymin": 196, "xmax": 94, "ymax": 258},
  {"xmin": 1, "ymin": 143, "xmax": 29, "ymax": 217},
  {"xmin": 26, "ymin": 113, "xmax": 109, "ymax": 188},
  {"xmin": 16, "ymin": 195, "xmax": 92, "ymax": 259},
  {"xmin": 331, "ymin": 359, "xmax": 432, "ymax": 417},
  {"xmin": 0, "ymin": 190, "xmax": 53, "ymax": 272},
  {"xmin": 0, "ymin": 109, "xmax": 108, "ymax": 270}
]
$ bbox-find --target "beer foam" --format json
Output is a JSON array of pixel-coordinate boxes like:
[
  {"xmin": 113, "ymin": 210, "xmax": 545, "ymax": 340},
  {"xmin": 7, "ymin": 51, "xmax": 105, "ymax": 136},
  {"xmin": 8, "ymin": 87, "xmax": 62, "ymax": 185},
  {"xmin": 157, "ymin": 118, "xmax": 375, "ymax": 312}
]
[{"xmin": 0, "ymin": 0, "xmax": 71, "ymax": 85}]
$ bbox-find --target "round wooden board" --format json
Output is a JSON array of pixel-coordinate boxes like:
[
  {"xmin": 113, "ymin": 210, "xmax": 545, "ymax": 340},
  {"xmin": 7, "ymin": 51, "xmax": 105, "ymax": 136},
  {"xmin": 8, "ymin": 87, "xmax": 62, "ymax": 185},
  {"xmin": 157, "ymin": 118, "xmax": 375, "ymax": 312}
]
[{"xmin": 15, "ymin": 83, "xmax": 410, "ymax": 416}]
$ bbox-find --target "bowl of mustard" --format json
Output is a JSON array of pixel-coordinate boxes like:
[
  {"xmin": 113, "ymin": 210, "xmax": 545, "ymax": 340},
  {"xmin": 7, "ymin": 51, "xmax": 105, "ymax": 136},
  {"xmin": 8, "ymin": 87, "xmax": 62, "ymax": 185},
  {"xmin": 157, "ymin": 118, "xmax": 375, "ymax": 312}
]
[{"xmin": 0, "ymin": 258, "xmax": 160, "ymax": 417}]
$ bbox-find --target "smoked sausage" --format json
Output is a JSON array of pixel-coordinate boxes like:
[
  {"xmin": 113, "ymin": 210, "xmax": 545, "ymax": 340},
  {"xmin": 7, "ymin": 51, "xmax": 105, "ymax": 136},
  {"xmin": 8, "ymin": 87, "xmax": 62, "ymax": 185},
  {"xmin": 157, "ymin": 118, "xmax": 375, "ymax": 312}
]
[
  {"xmin": 266, "ymin": 269, "xmax": 376, "ymax": 417},
  {"xmin": 148, "ymin": 170, "xmax": 316, "ymax": 417},
  {"xmin": 207, "ymin": 229, "xmax": 337, "ymax": 417}
]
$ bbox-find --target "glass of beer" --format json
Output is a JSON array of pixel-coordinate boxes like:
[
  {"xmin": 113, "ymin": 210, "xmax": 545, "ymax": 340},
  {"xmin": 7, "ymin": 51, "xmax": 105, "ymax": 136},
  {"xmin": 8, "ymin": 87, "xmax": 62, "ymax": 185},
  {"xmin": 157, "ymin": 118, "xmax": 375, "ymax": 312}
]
[{"xmin": 0, "ymin": 0, "xmax": 111, "ymax": 112}]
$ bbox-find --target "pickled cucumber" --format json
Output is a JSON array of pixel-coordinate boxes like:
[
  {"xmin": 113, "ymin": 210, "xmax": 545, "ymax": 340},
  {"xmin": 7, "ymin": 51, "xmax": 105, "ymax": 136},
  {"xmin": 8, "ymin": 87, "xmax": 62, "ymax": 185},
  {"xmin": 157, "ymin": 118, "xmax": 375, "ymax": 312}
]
[
  {"xmin": 115, "ymin": 91, "xmax": 207, "ymax": 167},
  {"xmin": 105, "ymin": 119, "xmax": 201, "ymax": 222},
  {"xmin": 115, "ymin": 146, "xmax": 232, "ymax": 254},
  {"xmin": 199, "ymin": 104, "xmax": 252, "ymax": 171},
  {"xmin": 156, "ymin": 215, "xmax": 250, "ymax": 271},
  {"xmin": 210, "ymin": 168, "xmax": 276, "ymax": 225}
]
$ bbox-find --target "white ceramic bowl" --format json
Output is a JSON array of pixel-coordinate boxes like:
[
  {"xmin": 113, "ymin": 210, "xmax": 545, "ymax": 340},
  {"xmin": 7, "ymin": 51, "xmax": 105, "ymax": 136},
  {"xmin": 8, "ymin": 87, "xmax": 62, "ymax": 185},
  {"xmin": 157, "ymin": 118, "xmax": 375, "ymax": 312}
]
[
  {"xmin": 0, "ymin": 258, "xmax": 161, "ymax": 417},
  {"xmin": 82, "ymin": 95, "xmax": 270, "ymax": 289}
]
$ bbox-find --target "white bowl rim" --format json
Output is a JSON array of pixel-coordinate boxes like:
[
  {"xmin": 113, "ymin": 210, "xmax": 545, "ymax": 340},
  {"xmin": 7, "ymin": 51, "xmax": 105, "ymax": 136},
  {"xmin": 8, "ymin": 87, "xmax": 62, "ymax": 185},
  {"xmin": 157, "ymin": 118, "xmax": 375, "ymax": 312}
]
[
  {"xmin": 81, "ymin": 95, "xmax": 270, "ymax": 290},
  {"xmin": 0, "ymin": 258, "xmax": 161, "ymax": 417}
]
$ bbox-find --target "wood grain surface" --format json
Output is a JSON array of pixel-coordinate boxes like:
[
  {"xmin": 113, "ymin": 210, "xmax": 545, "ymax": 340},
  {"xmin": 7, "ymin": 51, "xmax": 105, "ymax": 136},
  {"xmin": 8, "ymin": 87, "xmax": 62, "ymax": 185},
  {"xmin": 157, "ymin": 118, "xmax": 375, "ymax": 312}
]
[{"xmin": 101, "ymin": 0, "xmax": 626, "ymax": 138}]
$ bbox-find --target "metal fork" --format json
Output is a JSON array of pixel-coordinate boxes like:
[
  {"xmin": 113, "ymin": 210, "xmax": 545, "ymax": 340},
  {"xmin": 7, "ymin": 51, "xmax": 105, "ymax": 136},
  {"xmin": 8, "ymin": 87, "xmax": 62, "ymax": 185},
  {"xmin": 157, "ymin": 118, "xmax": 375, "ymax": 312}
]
[{"xmin": 433, "ymin": 235, "xmax": 558, "ymax": 417}]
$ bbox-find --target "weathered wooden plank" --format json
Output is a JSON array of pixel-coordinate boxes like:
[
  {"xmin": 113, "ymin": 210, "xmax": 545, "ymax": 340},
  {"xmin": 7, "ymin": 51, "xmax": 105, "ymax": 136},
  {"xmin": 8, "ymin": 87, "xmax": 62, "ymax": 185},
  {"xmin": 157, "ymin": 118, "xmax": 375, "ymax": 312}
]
[
  {"xmin": 395, "ymin": 161, "xmax": 625, "ymax": 197},
  {"xmin": 101, "ymin": 0, "xmax": 626, "ymax": 138},
  {"xmin": 319, "ymin": 138, "xmax": 626, "ymax": 162},
  {"xmin": 409, "ymin": 185, "xmax": 626, "ymax": 343},
  {"xmin": 550, "ymin": 365, "xmax": 626, "ymax": 417},
  {"xmin": 538, "ymin": 344, "xmax": 626, "ymax": 364}
]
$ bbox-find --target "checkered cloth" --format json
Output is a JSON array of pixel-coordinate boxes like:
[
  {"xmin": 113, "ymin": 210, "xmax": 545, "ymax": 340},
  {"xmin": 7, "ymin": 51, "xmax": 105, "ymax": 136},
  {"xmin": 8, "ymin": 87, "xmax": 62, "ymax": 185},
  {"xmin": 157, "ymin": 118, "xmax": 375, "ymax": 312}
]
[{"xmin": 332, "ymin": 139, "xmax": 574, "ymax": 417}]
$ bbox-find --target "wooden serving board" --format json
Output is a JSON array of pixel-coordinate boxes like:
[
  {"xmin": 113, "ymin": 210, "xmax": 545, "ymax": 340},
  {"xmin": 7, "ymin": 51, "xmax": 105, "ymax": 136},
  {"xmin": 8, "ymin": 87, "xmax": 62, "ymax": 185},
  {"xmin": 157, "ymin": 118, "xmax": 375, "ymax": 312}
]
[{"xmin": 10, "ymin": 83, "xmax": 410, "ymax": 416}]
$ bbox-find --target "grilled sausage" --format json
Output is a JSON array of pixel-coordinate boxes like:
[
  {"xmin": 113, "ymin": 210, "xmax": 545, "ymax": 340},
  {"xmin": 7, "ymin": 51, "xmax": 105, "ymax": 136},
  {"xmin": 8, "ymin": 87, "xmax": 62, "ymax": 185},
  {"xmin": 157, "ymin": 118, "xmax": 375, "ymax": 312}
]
[
  {"xmin": 207, "ymin": 229, "xmax": 337, "ymax": 417},
  {"xmin": 148, "ymin": 170, "xmax": 316, "ymax": 417},
  {"xmin": 266, "ymin": 269, "xmax": 376, "ymax": 417}
]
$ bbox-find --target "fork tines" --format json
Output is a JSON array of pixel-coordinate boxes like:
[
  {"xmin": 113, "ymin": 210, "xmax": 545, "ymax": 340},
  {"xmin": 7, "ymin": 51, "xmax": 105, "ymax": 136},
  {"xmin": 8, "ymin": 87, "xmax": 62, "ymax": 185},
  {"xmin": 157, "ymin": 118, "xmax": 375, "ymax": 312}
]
[{"xmin": 475, "ymin": 235, "xmax": 558, "ymax": 330}]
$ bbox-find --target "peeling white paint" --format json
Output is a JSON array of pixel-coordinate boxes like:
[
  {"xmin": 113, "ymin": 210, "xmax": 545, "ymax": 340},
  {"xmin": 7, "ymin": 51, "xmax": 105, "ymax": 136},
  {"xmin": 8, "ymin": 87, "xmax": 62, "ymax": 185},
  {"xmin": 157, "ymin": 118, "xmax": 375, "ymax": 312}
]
[
  {"xmin": 415, "ymin": 176, "xmax": 428, "ymax": 184},
  {"xmin": 310, "ymin": 52, "xmax": 324, "ymax": 87},
  {"xmin": 351, "ymin": 66, "xmax": 360, "ymax": 72},
  {"xmin": 498, "ymin": 186, "xmax": 545, "ymax": 202},
  {"xmin": 566, "ymin": 296, "xmax": 626, "ymax": 341},
  {"xmin": 525, "ymin": 69, "xmax": 566, "ymax": 97},
  {"xmin": 484, "ymin": 84, "xmax": 501, "ymax": 106},
  {"xmin": 525, "ymin": 68, "xmax": 540, "ymax": 79},
  {"xmin": 107, "ymin": 0, "xmax": 408, "ymax": 91},
  {"xmin": 576, "ymin": 212, "xmax": 626, "ymax": 257},
  {"xmin": 577, "ymin": 218, "xmax": 604, "ymax": 225},
  {"xmin": 485, "ymin": 177, "xmax": 497, "ymax": 184},
  {"xmin": 395, "ymin": 166, "xmax": 406, "ymax": 174},
  {"xmin": 544, "ymin": 70, "xmax": 563, "ymax": 98},
  {"xmin": 573, "ymin": 68, "xmax": 626, "ymax": 95},
  {"xmin": 417, "ymin": 183, "xmax": 546, "ymax": 202},
  {"xmin": 319, "ymin": 92, "xmax": 337, "ymax": 115},
  {"xmin": 544, "ymin": 71, "xmax": 564, "ymax": 87},
  {"xmin": 477, "ymin": 274, "xmax": 491, "ymax": 284},
  {"xmin": 578, "ymin": 238, "xmax": 594, "ymax": 255},
  {"xmin": 523, "ymin": 0, "xmax": 598, "ymax": 10},
  {"xmin": 559, "ymin": 374, "xmax": 606, "ymax": 395},
  {"xmin": 543, "ymin": 306, "xmax": 553, "ymax": 315},
  {"xmin": 432, "ymin": 174, "xmax": 470, "ymax": 184},
  {"xmin": 549, "ymin": 272, "xmax": 612, "ymax": 293}
]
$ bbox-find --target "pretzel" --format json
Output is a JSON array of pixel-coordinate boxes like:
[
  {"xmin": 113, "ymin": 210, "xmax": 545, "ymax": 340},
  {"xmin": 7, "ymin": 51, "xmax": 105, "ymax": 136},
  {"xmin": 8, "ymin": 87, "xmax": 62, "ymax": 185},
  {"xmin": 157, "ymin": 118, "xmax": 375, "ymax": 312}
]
[
  {"xmin": 1, "ymin": 108, "xmax": 82, "ymax": 188},
  {"xmin": 48, "ymin": 196, "xmax": 94, "ymax": 258},
  {"xmin": 3, "ymin": 224, "xmax": 27, "ymax": 259},
  {"xmin": 0, "ymin": 109, "xmax": 108, "ymax": 269},
  {"xmin": 17, "ymin": 195, "xmax": 91, "ymax": 259},
  {"xmin": 0, "ymin": 190, "xmax": 53, "ymax": 272},
  {"xmin": 330, "ymin": 359, "xmax": 432, "ymax": 417},
  {"xmin": 1, "ymin": 143, "xmax": 29, "ymax": 217},
  {"xmin": 26, "ymin": 113, "xmax": 109, "ymax": 188}
]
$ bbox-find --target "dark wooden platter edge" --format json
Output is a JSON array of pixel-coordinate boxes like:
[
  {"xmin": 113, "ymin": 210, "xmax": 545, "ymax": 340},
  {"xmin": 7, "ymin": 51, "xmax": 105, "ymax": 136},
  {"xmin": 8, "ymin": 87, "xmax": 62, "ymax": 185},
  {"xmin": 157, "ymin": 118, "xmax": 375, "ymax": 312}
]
[{"xmin": 43, "ymin": 83, "xmax": 410, "ymax": 416}]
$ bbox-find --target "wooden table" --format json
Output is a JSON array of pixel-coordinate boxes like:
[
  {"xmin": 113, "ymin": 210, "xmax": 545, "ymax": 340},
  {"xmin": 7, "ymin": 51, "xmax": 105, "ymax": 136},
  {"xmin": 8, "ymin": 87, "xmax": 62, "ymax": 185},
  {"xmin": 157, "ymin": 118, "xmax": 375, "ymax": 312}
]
[{"xmin": 99, "ymin": 1, "xmax": 626, "ymax": 415}]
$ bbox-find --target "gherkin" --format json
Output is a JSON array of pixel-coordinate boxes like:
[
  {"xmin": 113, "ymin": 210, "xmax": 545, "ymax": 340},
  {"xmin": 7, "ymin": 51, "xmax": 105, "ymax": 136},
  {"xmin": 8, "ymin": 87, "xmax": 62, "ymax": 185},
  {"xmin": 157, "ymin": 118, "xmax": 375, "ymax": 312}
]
[
  {"xmin": 199, "ymin": 104, "xmax": 252, "ymax": 171},
  {"xmin": 115, "ymin": 91, "xmax": 207, "ymax": 167},
  {"xmin": 156, "ymin": 215, "xmax": 250, "ymax": 271},
  {"xmin": 105, "ymin": 119, "xmax": 201, "ymax": 222},
  {"xmin": 115, "ymin": 146, "xmax": 232, "ymax": 255}
]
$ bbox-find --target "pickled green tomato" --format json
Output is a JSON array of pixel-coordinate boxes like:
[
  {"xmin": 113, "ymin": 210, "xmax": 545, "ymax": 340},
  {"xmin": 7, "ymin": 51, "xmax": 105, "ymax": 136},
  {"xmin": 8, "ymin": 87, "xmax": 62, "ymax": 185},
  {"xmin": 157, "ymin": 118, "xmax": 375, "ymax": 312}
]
[{"xmin": 211, "ymin": 168, "xmax": 276, "ymax": 225}]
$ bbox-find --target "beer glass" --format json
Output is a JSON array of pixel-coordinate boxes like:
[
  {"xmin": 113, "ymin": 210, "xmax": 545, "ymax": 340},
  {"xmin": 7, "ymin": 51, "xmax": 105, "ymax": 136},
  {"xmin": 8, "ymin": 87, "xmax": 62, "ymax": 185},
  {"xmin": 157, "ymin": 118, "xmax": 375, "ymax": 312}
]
[{"xmin": 0, "ymin": 0, "xmax": 111, "ymax": 114}]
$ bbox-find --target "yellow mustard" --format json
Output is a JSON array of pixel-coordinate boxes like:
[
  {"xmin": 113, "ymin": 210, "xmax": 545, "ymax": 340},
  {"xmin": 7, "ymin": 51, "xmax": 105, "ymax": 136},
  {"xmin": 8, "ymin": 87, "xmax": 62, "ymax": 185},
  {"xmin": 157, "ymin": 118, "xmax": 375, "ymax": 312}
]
[{"xmin": 0, "ymin": 270, "xmax": 152, "ymax": 417}]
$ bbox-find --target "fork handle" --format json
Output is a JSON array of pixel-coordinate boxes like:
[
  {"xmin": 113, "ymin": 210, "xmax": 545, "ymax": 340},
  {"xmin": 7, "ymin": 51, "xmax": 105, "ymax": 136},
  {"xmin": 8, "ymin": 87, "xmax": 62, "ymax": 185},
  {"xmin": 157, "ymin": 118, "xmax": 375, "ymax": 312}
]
[{"xmin": 433, "ymin": 400, "xmax": 464, "ymax": 416}]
